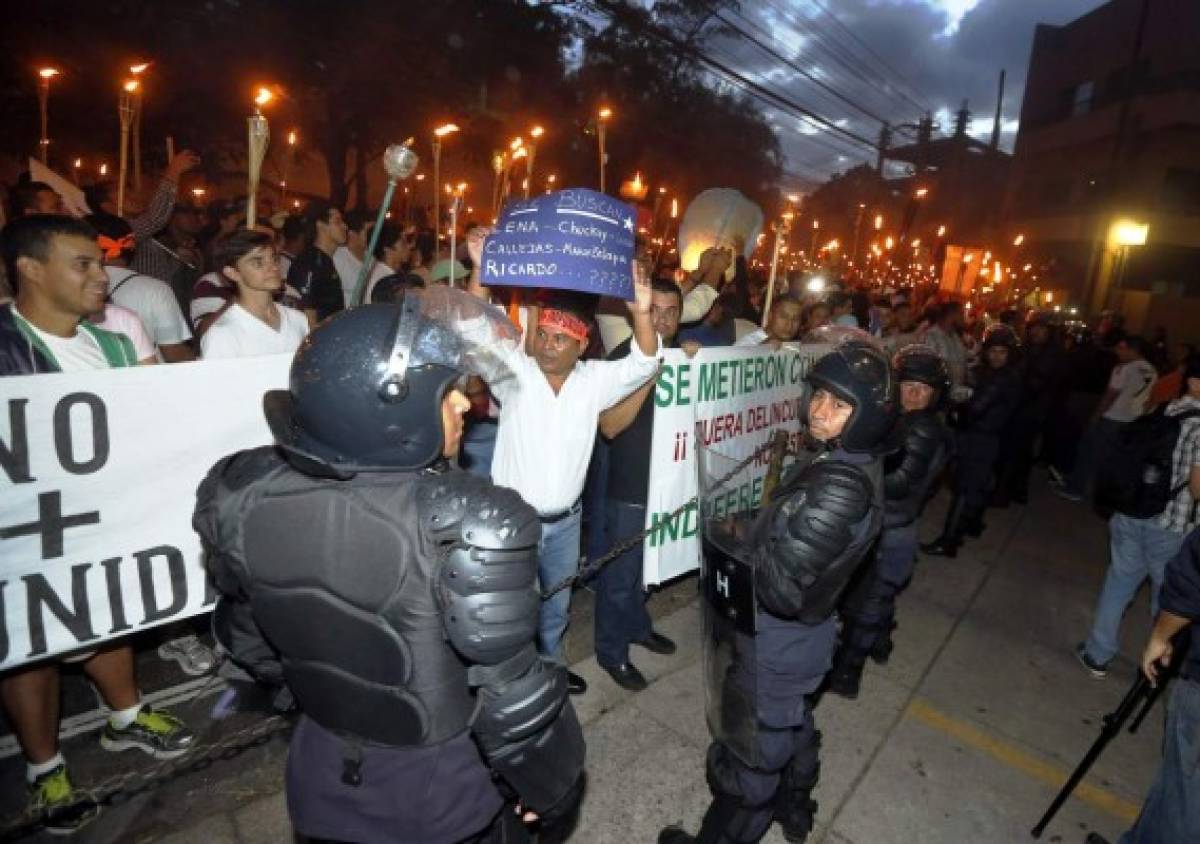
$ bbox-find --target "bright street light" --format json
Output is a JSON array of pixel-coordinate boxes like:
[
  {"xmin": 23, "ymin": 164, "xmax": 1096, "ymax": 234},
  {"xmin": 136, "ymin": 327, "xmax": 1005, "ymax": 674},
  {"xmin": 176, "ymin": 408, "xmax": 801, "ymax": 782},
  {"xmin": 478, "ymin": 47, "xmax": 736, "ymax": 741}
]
[{"xmin": 1110, "ymin": 219, "xmax": 1149, "ymax": 247}]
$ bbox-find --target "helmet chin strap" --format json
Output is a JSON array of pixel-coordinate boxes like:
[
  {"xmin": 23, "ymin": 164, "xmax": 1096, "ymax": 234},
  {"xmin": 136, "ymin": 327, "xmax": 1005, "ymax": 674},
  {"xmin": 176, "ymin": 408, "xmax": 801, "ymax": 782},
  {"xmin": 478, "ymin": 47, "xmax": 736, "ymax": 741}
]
[{"xmin": 380, "ymin": 296, "xmax": 422, "ymax": 403}]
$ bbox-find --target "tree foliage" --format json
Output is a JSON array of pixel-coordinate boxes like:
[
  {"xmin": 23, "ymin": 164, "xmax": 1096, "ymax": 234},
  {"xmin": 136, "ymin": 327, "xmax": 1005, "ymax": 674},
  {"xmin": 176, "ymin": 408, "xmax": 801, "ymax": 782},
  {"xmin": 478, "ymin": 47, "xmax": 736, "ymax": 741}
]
[{"xmin": 0, "ymin": 0, "xmax": 780, "ymax": 213}]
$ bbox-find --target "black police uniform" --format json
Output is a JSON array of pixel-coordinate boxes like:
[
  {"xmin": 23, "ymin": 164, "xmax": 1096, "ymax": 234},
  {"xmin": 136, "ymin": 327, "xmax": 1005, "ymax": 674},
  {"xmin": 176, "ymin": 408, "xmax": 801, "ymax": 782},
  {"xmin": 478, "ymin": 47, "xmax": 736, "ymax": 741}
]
[
  {"xmin": 924, "ymin": 327, "xmax": 1022, "ymax": 556},
  {"xmin": 663, "ymin": 340, "xmax": 895, "ymax": 844},
  {"xmin": 195, "ymin": 297, "xmax": 584, "ymax": 843},
  {"xmin": 831, "ymin": 345, "xmax": 952, "ymax": 697}
]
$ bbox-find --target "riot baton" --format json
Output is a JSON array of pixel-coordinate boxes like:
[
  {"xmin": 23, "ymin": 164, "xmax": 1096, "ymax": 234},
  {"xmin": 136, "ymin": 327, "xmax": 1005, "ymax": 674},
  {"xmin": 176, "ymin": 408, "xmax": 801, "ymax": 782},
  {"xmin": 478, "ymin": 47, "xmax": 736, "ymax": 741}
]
[{"xmin": 1030, "ymin": 671, "xmax": 1152, "ymax": 838}]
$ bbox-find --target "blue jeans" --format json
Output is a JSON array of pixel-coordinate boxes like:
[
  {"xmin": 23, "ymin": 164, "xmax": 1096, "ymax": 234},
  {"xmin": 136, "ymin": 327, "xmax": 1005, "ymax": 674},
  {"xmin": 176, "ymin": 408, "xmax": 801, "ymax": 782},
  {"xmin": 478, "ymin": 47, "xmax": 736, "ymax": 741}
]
[
  {"xmin": 1066, "ymin": 416, "xmax": 1123, "ymax": 498},
  {"xmin": 459, "ymin": 419, "xmax": 497, "ymax": 479},
  {"xmin": 1084, "ymin": 513, "xmax": 1186, "ymax": 665},
  {"xmin": 594, "ymin": 499, "xmax": 652, "ymax": 668},
  {"xmin": 582, "ymin": 437, "xmax": 610, "ymax": 563},
  {"xmin": 1120, "ymin": 678, "xmax": 1200, "ymax": 844},
  {"xmin": 536, "ymin": 506, "xmax": 581, "ymax": 663}
]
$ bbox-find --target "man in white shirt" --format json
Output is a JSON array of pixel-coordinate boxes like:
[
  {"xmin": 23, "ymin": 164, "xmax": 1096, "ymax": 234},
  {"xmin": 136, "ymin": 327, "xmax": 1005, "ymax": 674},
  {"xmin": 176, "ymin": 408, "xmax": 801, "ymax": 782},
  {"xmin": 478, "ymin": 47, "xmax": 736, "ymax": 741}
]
[
  {"xmin": 922, "ymin": 301, "xmax": 968, "ymax": 391},
  {"xmin": 88, "ymin": 212, "xmax": 194, "ymax": 362},
  {"xmin": 0, "ymin": 214, "xmax": 195, "ymax": 835},
  {"xmin": 1059, "ymin": 335, "xmax": 1159, "ymax": 502},
  {"xmin": 466, "ymin": 227, "xmax": 661, "ymax": 694},
  {"xmin": 201, "ymin": 230, "xmax": 309, "ymax": 359},
  {"xmin": 332, "ymin": 209, "xmax": 374, "ymax": 306}
]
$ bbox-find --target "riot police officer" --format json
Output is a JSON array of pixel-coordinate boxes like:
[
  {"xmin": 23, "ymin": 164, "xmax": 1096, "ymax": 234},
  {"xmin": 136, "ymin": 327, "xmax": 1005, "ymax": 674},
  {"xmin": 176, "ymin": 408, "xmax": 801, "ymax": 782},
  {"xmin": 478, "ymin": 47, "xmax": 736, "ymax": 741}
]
[
  {"xmin": 829, "ymin": 344, "xmax": 952, "ymax": 698},
  {"xmin": 661, "ymin": 337, "xmax": 896, "ymax": 844},
  {"xmin": 194, "ymin": 289, "xmax": 585, "ymax": 843},
  {"xmin": 923, "ymin": 324, "xmax": 1023, "ymax": 557}
]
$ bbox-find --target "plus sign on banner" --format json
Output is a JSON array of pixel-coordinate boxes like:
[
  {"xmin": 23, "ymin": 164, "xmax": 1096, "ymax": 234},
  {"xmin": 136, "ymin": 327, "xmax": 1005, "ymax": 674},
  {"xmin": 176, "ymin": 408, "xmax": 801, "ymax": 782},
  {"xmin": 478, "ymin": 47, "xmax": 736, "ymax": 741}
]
[
  {"xmin": 481, "ymin": 188, "xmax": 637, "ymax": 300},
  {"xmin": 0, "ymin": 357, "xmax": 288, "ymax": 669}
]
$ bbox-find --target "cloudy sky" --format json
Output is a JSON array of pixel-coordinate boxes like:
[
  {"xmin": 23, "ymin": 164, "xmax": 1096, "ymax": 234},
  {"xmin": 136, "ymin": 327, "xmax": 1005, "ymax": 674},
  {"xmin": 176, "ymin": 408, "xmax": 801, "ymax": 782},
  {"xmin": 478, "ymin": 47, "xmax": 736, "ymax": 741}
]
[{"xmin": 705, "ymin": 0, "xmax": 1109, "ymax": 189}]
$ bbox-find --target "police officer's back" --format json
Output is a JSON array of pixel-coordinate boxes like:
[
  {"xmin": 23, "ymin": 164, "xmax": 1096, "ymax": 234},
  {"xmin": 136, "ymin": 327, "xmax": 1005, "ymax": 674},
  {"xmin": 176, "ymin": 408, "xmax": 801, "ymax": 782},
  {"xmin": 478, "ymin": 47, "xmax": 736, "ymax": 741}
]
[{"xmin": 195, "ymin": 291, "xmax": 584, "ymax": 843}]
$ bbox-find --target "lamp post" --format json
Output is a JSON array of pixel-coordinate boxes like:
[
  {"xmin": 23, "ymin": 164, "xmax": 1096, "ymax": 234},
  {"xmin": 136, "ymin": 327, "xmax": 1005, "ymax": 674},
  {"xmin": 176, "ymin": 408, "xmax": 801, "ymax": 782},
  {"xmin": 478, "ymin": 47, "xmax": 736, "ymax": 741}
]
[
  {"xmin": 432, "ymin": 123, "xmax": 459, "ymax": 238},
  {"xmin": 117, "ymin": 79, "xmax": 139, "ymax": 217},
  {"xmin": 597, "ymin": 106, "xmax": 612, "ymax": 193},
  {"xmin": 245, "ymin": 86, "xmax": 274, "ymax": 230},
  {"xmin": 129, "ymin": 63, "xmax": 149, "ymax": 192},
  {"xmin": 281, "ymin": 130, "xmax": 297, "ymax": 207},
  {"xmin": 525, "ymin": 125, "xmax": 544, "ymax": 199},
  {"xmin": 37, "ymin": 67, "xmax": 60, "ymax": 165}
]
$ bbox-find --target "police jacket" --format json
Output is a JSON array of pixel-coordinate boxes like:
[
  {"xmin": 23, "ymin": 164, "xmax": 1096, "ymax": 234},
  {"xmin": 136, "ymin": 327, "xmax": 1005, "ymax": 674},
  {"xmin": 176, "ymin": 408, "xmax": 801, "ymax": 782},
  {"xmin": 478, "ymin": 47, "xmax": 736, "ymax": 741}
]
[
  {"xmin": 194, "ymin": 447, "xmax": 584, "ymax": 816},
  {"xmin": 962, "ymin": 364, "xmax": 1022, "ymax": 436},
  {"xmin": 883, "ymin": 409, "xmax": 951, "ymax": 528},
  {"xmin": 754, "ymin": 445, "xmax": 883, "ymax": 625}
]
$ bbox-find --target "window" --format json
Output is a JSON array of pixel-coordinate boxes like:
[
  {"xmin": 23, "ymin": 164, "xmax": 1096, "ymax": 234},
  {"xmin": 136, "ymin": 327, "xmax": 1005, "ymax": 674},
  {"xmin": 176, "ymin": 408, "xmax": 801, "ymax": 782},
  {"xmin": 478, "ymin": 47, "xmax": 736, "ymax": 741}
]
[{"xmin": 1071, "ymin": 80, "xmax": 1094, "ymax": 116}]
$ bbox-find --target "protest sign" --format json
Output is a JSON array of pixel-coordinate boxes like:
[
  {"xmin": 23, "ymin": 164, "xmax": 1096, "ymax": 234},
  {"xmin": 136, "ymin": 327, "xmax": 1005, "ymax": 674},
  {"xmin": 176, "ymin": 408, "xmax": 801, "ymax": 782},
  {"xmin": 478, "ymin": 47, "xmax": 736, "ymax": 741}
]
[
  {"xmin": 0, "ymin": 356, "xmax": 288, "ymax": 670},
  {"xmin": 641, "ymin": 344, "xmax": 829, "ymax": 586},
  {"xmin": 481, "ymin": 188, "xmax": 637, "ymax": 299}
]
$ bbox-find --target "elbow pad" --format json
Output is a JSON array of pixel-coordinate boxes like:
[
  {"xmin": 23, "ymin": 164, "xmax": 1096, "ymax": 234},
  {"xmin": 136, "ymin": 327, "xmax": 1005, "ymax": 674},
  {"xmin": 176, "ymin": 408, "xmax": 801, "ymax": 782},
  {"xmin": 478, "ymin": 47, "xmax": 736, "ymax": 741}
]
[{"xmin": 470, "ymin": 646, "xmax": 586, "ymax": 815}]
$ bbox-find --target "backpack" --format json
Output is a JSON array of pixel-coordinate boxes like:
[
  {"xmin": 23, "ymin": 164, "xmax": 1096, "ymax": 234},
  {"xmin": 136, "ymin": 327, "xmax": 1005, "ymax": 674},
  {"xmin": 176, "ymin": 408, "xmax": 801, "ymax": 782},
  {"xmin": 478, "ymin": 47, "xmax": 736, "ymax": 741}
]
[{"xmin": 1094, "ymin": 406, "xmax": 1200, "ymax": 518}]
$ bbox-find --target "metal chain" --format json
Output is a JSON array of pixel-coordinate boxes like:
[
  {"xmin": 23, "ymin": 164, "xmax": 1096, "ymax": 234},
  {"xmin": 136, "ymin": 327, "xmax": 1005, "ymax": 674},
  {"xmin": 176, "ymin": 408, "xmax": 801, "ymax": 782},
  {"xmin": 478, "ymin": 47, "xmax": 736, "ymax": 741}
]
[
  {"xmin": 1, "ymin": 714, "xmax": 292, "ymax": 841},
  {"xmin": 541, "ymin": 436, "xmax": 784, "ymax": 598}
]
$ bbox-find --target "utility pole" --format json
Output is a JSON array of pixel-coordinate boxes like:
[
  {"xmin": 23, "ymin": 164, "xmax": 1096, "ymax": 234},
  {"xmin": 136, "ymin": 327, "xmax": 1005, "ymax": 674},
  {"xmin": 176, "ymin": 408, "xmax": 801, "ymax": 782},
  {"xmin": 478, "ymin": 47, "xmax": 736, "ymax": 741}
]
[{"xmin": 876, "ymin": 123, "xmax": 891, "ymax": 175}]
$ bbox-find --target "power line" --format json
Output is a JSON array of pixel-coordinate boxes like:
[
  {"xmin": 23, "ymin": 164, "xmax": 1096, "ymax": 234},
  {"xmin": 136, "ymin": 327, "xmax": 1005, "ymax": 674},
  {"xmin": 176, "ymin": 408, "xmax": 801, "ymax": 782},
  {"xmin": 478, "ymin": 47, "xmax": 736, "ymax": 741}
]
[
  {"xmin": 808, "ymin": 0, "xmax": 935, "ymax": 112},
  {"xmin": 587, "ymin": 0, "xmax": 880, "ymax": 152},
  {"xmin": 700, "ymin": 2, "xmax": 894, "ymax": 129}
]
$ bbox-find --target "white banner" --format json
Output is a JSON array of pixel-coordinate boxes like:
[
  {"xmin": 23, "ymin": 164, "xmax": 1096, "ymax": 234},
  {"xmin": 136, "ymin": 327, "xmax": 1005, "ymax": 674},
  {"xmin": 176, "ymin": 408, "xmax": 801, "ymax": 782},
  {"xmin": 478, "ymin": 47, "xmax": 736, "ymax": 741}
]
[
  {"xmin": 642, "ymin": 344, "xmax": 829, "ymax": 586},
  {"xmin": 0, "ymin": 356, "xmax": 289, "ymax": 670}
]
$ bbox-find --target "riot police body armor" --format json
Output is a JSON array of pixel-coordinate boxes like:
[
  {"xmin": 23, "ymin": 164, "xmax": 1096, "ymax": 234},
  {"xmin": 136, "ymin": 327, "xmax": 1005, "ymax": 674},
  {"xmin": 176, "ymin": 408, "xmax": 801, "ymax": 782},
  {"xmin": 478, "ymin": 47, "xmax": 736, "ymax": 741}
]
[
  {"xmin": 669, "ymin": 337, "xmax": 895, "ymax": 844},
  {"xmin": 195, "ymin": 293, "xmax": 584, "ymax": 843},
  {"xmin": 831, "ymin": 344, "xmax": 952, "ymax": 698}
]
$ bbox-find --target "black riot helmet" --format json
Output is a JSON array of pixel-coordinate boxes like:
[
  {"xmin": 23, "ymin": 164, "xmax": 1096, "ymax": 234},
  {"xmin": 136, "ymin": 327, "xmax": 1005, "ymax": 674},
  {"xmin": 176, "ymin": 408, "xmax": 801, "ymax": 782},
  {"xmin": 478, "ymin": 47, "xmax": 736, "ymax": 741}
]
[
  {"xmin": 264, "ymin": 288, "xmax": 520, "ymax": 476},
  {"xmin": 805, "ymin": 337, "xmax": 898, "ymax": 453},
  {"xmin": 892, "ymin": 342, "xmax": 950, "ymax": 405}
]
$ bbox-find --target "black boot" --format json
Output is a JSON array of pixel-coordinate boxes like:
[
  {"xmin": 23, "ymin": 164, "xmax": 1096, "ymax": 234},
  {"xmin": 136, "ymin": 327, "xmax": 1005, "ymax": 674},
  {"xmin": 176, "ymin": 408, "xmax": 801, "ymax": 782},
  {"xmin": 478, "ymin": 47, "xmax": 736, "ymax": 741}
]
[
  {"xmin": 869, "ymin": 622, "xmax": 896, "ymax": 665},
  {"xmin": 659, "ymin": 792, "xmax": 757, "ymax": 844},
  {"xmin": 775, "ymin": 740, "xmax": 821, "ymax": 843},
  {"xmin": 922, "ymin": 496, "xmax": 965, "ymax": 558},
  {"xmin": 827, "ymin": 635, "xmax": 868, "ymax": 699}
]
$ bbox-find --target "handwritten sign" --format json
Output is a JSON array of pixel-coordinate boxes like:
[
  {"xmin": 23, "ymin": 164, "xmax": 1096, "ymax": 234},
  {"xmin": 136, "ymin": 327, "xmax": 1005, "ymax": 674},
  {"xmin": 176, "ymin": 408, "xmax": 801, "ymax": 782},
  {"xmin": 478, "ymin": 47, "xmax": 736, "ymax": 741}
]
[{"xmin": 481, "ymin": 189, "xmax": 637, "ymax": 300}]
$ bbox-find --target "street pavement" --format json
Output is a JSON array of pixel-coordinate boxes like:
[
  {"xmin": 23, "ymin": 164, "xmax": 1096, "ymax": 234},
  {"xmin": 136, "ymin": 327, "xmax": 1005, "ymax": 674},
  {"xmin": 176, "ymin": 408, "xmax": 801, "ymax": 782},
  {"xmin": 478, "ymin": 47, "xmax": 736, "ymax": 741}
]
[{"xmin": 0, "ymin": 473, "xmax": 1168, "ymax": 843}]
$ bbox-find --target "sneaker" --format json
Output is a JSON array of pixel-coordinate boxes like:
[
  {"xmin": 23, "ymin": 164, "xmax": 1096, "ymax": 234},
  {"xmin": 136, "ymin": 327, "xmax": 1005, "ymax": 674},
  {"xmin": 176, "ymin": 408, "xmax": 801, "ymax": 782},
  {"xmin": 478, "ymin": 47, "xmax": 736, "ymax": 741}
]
[
  {"xmin": 158, "ymin": 635, "xmax": 217, "ymax": 676},
  {"xmin": 1053, "ymin": 488, "xmax": 1085, "ymax": 503},
  {"xmin": 28, "ymin": 764, "xmax": 100, "ymax": 836},
  {"xmin": 100, "ymin": 706, "xmax": 196, "ymax": 759},
  {"xmin": 1075, "ymin": 643, "xmax": 1109, "ymax": 679}
]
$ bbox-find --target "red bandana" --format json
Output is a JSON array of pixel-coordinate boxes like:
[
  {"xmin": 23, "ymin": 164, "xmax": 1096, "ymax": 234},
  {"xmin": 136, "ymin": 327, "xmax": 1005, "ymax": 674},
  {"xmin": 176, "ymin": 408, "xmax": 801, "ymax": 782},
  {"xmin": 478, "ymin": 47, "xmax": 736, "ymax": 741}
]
[
  {"xmin": 97, "ymin": 234, "xmax": 135, "ymax": 260},
  {"xmin": 538, "ymin": 308, "xmax": 589, "ymax": 343}
]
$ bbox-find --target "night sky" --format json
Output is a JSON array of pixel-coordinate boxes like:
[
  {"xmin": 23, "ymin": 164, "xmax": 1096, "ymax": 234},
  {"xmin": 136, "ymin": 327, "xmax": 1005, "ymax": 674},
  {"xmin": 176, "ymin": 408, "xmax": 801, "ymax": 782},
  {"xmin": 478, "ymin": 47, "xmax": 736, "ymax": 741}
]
[{"xmin": 713, "ymin": 0, "xmax": 1109, "ymax": 188}]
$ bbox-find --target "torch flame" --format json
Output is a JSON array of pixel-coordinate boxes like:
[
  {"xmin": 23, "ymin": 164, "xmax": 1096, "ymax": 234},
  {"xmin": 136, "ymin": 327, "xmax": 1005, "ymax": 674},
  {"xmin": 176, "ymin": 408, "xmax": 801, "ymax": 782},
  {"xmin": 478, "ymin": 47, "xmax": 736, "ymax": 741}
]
[
  {"xmin": 287, "ymin": 131, "xmax": 297, "ymax": 145},
  {"xmin": 434, "ymin": 123, "xmax": 459, "ymax": 138},
  {"xmin": 254, "ymin": 87, "xmax": 274, "ymax": 108},
  {"xmin": 39, "ymin": 67, "xmax": 60, "ymax": 79},
  {"xmin": 530, "ymin": 125, "xmax": 544, "ymax": 139},
  {"xmin": 130, "ymin": 62, "xmax": 150, "ymax": 75},
  {"xmin": 123, "ymin": 79, "xmax": 140, "ymax": 93}
]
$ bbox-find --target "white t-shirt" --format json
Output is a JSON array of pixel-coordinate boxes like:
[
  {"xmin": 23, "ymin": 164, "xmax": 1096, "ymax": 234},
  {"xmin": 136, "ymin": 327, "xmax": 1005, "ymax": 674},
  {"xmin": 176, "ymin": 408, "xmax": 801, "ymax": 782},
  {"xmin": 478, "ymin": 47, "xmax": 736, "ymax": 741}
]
[
  {"xmin": 200, "ymin": 302, "xmax": 310, "ymax": 359},
  {"xmin": 13, "ymin": 308, "xmax": 111, "ymax": 372},
  {"xmin": 491, "ymin": 339, "xmax": 661, "ymax": 514},
  {"xmin": 96, "ymin": 304, "xmax": 156, "ymax": 361},
  {"xmin": 104, "ymin": 266, "xmax": 192, "ymax": 347},
  {"xmin": 1104, "ymin": 359, "xmax": 1158, "ymax": 422},
  {"xmin": 333, "ymin": 247, "xmax": 365, "ymax": 305}
]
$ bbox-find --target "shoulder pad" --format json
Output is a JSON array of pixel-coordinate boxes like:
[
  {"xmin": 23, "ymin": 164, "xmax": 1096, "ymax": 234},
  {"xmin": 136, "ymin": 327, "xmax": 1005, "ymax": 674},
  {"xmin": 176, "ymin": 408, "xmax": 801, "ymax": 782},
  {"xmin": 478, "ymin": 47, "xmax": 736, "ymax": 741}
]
[
  {"xmin": 904, "ymin": 412, "xmax": 948, "ymax": 454},
  {"xmin": 416, "ymin": 472, "xmax": 540, "ymax": 551},
  {"xmin": 801, "ymin": 460, "xmax": 874, "ymax": 520}
]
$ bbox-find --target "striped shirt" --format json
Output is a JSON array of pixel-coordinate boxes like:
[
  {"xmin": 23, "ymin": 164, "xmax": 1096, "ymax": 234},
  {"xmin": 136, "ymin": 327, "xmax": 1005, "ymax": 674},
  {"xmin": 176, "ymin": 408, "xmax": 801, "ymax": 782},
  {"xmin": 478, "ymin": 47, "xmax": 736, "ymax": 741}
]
[{"xmin": 1158, "ymin": 395, "xmax": 1200, "ymax": 533}]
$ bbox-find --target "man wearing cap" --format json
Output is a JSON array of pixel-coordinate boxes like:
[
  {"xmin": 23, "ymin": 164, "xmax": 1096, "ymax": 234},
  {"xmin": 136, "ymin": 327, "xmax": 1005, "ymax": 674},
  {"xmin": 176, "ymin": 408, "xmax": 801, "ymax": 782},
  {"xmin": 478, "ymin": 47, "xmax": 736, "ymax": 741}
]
[{"xmin": 467, "ymin": 227, "xmax": 661, "ymax": 695}]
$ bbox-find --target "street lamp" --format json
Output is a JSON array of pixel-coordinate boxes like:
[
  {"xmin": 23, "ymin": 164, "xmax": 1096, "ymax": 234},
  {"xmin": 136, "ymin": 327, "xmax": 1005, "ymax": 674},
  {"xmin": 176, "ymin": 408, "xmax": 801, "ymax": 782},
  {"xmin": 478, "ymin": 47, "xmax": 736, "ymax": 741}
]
[
  {"xmin": 37, "ymin": 67, "xmax": 60, "ymax": 165},
  {"xmin": 597, "ymin": 106, "xmax": 612, "ymax": 193},
  {"xmin": 526, "ymin": 125, "xmax": 544, "ymax": 199},
  {"xmin": 432, "ymin": 123, "xmax": 459, "ymax": 237},
  {"xmin": 117, "ymin": 79, "xmax": 140, "ymax": 217},
  {"xmin": 1108, "ymin": 218, "xmax": 1150, "ymax": 307},
  {"xmin": 129, "ymin": 62, "xmax": 149, "ymax": 191}
]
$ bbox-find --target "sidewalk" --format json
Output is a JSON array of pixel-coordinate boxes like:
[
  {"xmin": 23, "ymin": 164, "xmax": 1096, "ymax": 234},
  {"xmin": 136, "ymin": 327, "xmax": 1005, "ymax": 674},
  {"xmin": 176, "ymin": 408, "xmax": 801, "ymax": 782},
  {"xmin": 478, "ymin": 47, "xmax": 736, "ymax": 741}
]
[{"xmin": 8, "ymin": 477, "xmax": 1168, "ymax": 843}]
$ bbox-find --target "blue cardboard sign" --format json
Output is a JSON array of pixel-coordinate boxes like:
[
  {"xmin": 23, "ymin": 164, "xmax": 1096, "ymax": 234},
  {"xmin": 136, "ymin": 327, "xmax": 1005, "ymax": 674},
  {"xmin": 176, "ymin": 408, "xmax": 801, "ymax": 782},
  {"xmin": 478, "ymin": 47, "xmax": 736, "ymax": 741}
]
[{"xmin": 481, "ymin": 188, "xmax": 637, "ymax": 300}]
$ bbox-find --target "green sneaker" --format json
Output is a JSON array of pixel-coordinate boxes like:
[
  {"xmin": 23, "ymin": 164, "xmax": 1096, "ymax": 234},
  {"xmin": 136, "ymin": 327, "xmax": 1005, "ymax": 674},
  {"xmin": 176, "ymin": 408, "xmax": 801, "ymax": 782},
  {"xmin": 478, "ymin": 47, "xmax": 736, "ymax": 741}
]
[
  {"xmin": 99, "ymin": 705, "xmax": 195, "ymax": 760},
  {"xmin": 29, "ymin": 764, "xmax": 100, "ymax": 836}
]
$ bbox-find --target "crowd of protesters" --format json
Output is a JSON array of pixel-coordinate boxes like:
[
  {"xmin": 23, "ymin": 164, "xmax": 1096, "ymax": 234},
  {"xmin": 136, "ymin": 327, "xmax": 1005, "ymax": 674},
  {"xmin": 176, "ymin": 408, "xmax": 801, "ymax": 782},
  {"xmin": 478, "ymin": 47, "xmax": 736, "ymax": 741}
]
[{"xmin": 2, "ymin": 153, "xmax": 1200, "ymax": 843}]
